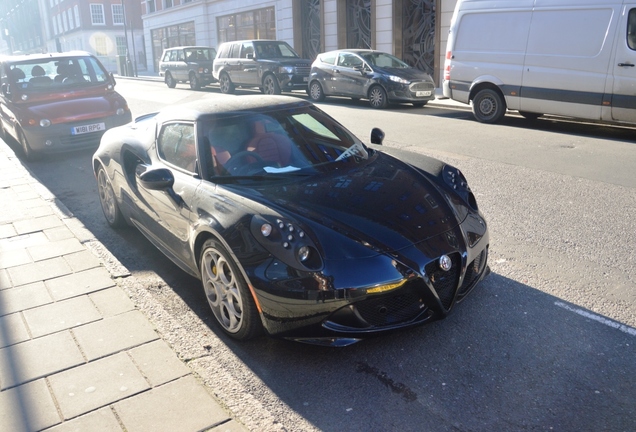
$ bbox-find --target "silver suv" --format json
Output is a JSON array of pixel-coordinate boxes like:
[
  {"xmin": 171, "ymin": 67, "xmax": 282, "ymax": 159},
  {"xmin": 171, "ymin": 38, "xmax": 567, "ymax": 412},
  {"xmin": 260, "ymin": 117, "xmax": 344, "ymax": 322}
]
[
  {"xmin": 159, "ymin": 46, "xmax": 217, "ymax": 90},
  {"xmin": 212, "ymin": 40, "xmax": 310, "ymax": 95}
]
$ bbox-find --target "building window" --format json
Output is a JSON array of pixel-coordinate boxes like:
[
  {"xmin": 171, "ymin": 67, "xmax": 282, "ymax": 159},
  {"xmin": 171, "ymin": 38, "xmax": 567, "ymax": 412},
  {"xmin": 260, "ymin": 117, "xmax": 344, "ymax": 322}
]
[
  {"xmin": 68, "ymin": 9, "xmax": 74, "ymax": 29},
  {"xmin": 94, "ymin": 35, "xmax": 108, "ymax": 56},
  {"xmin": 165, "ymin": 0, "xmax": 173, "ymax": 8},
  {"xmin": 112, "ymin": 4, "xmax": 124, "ymax": 25},
  {"xmin": 217, "ymin": 7, "xmax": 276, "ymax": 44},
  {"xmin": 116, "ymin": 36, "xmax": 127, "ymax": 56},
  {"xmin": 62, "ymin": 12, "xmax": 68, "ymax": 32},
  {"xmin": 74, "ymin": 6, "xmax": 81, "ymax": 27},
  {"xmin": 52, "ymin": 18, "xmax": 58, "ymax": 35},
  {"xmin": 146, "ymin": 0, "xmax": 155, "ymax": 13},
  {"xmin": 90, "ymin": 4, "xmax": 105, "ymax": 25},
  {"xmin": 150, "ymin": 21, "xmax": 195, "ymax": 70}
]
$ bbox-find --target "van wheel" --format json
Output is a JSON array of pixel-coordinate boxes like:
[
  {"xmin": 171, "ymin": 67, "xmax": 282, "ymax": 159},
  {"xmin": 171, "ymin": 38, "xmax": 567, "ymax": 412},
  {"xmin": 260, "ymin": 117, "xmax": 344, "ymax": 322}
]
[
  {"xmin": 519, "ymin": 111, "xmax": 541, "ymax": 120},
  {"xmin": 472, "ymin": 89, "xmax": 506, "ymax": 123},
  {"xmin": 368, "ymin": 85, "xmax": 388, "ymax": 109},
  {"xmin": 165, "ymin": 73, "xmax": 177, "ymax": 88},
  {"xmin": 262, "ymin": 75, "xmax": 281, "ymax": 95},
  {"xmin": 189, "ymin": 73, "xmax": 201, "ymax": 90},
  {"xmin": 219, "ymin": 73, "xmax": 235, "ymax": 94},
  {"xmin": 309, "ymin": 81, "xmax": 325, "ymax": 102}
]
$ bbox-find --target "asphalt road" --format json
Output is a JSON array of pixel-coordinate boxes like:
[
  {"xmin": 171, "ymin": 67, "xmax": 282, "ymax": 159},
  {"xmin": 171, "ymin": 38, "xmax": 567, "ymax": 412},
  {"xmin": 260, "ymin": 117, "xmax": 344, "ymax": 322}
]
[{"xmin": 13, "ymin": 79, "xmax": 636, "ymax": 431}]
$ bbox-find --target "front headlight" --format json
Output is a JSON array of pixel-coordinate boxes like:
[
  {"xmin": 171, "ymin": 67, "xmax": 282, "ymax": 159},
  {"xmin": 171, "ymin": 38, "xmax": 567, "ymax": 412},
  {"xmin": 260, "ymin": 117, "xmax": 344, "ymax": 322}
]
[
  {"xmin": 40, "ymin": 119, "xmax": 51, "ymax": 127},
  {"xmin": 389, "ymin": 75, "xmax": 410, "ymax": 84},
  {"xmin": 279, "ymin": 66, "xmax": 295, "ymax": 74}
]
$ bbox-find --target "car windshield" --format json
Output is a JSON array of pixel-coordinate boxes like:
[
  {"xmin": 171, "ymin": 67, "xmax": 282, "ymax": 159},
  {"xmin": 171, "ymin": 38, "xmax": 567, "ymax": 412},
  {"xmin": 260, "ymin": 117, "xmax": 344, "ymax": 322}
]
[
  {"xmin": 201, "ymin": 105, "xmax": 368, "ymax": 179},
  {"xmin": 7, "ymin": 56, "xmax": 111, "ymax": 92},
  {"xmin": 360, "ymin": 52, "xmax": 410, "ymax": 68},
  {"xmin": 254, "ymin": 41, "xmax": 299, "ymax": 59}
]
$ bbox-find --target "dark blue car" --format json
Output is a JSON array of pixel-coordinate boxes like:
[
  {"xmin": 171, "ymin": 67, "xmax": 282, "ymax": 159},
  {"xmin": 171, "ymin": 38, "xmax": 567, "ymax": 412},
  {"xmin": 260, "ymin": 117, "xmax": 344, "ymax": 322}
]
[{"xmin": 308, "ymin": 49, "xmax": 436, "ymax": 109}]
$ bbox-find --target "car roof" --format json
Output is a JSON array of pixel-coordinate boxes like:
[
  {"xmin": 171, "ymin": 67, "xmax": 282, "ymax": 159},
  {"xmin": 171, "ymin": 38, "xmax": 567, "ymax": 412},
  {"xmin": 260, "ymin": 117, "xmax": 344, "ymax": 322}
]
[
  {"xmin": 219, "ymin": 39, "xmax": 279, "ymax": 45},
  {"xmin": 155, "ymin": 95, "xmax": 313, "ymax": 123},
  {"xmin": 0, "ymin": 51, "xmax": 95, "ymax": 63},
  {"xmin": 163, "ymin": 46, "xmax": 215, "ymax": 51},
  {"xmin": 323, "ymin": 49, "xmax": 384, "ymax": 55}
]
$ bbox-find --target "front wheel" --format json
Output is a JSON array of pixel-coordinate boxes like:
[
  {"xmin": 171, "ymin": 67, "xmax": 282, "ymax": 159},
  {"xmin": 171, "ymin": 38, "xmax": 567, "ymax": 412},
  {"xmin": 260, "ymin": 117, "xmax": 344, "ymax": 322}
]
[
  {"xmin": 262, "ymin": 74, "xmax": 281, "ymax": 95},
  {"xmin": 368, "ymin": 85, "xmax": 388, "ymax": 109},
  {"xmin": 189, "ymin": 73, "xmax": 201, "ymax": 90},
  {"xmin": 18, "ymin": 129, "xmax": 35, "ymax": 161},
  {"xmin": 97, "ymin": 167, "xmax": 126, "ymax": 228},
  {"xmin": 200, "ymin": 239, "xmax": 262, "ymax": 340},
  {"xmin": 472, "ymin": 88, "xmax": 506, "ymax": 123},
  {"xmin": 165, "ymin": 73, "xmax": 177, "ymax": 88},
  {"xmin": 309, "ymin": 81, "xmax": 325, "ymax": 102},
  {"xmin": 219, "ymin": 72, "xmax": 235, "ymax": 94}
]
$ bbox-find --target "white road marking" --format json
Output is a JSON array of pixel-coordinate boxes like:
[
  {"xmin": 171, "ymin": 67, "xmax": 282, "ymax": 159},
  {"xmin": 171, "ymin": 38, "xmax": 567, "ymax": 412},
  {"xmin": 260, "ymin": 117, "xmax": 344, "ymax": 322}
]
[{"xmin": 555, "ymin": 301, "xmax": 636, "ymax": 337}]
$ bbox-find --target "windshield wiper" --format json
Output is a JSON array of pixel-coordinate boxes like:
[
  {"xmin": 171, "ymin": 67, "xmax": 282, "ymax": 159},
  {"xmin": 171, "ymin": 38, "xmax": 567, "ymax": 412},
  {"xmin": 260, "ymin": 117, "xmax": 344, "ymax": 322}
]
[{"xmin": 210, "ymin": 173, "xmax": 313, "ymax": 183}]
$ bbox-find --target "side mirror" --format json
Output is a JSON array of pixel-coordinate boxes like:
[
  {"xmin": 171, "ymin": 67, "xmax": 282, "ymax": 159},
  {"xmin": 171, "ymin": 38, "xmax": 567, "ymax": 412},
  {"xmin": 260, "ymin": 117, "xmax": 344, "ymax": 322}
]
[
  {"xmin": 110, "ymin": 72, "xmax": 117, "ymax": 85},
  {"xmin": 138, "ymin": 168, "xmax": 174, "ymax": 190},
  {"xmin": 1, "ymin": 83, "xmax": 10, "ymax": 97},
  {"xmin": 370, "ymin": 128, "xmax": 385, "ymax": 145},
  {"xmin": 246, "ymin": 53, "xmax": 254, "ymax": 60}
]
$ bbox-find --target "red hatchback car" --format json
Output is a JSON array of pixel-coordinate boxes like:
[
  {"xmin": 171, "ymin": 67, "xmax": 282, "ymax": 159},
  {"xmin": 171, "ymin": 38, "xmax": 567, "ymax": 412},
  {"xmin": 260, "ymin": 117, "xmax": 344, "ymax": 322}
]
[{"xmin": 0, "ymin": 51, "xmax": 132, "ymax": 160}]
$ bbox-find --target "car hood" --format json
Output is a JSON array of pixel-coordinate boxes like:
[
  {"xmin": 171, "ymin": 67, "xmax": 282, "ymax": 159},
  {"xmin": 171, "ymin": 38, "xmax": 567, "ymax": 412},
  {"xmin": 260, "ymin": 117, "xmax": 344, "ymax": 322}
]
[
  {"xmin": 25, "ymin": 94, "xmax": 123, "ymax": 123},
  {"xmin": 234, "ymin": 152, "xmax": 459, "ymax": 256},
  {"xmin": 374, "ymin": 66, "xmax": 433, "ymax": 82}
]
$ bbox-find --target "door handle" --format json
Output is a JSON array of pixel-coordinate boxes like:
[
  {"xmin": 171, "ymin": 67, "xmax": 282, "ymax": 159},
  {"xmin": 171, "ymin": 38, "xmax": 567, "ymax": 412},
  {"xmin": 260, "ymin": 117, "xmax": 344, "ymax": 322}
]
[{"xmin": 618, "ymin": 63, "xmax": 635, "ymax": 67}]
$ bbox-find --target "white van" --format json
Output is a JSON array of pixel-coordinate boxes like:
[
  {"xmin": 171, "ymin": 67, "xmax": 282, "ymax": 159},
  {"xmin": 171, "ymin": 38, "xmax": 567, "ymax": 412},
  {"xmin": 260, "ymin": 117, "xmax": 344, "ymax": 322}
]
[{"xmin": 443, "ymin": 0, "xmax": 636, "ymax": 125}]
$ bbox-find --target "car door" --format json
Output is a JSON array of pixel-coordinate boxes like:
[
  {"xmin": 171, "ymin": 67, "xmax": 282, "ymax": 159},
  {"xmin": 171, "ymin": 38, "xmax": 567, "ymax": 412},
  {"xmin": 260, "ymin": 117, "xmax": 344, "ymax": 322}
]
[
  {"xmin": 135, "ymin": 122, "xmax": 201, "ymax": 267},
  {"xmin": 334, "ymin": 53, "xmax": 362, "ymax": 96},
  {"xmin": 174, "ymin": 49, "xmax": 188, "ymax": 81},
  {"xmin": 238, "ymin": 41, "xmax": 258, "ymax": 86},
  {"xmin": 611, "ymin": 5, "xmax": 636, "ymax": 123}
]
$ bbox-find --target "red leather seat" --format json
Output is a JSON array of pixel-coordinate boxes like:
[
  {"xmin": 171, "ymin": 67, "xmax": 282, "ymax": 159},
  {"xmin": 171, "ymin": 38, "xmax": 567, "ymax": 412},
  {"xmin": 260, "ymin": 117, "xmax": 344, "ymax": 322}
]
[{"xmin": 245, "ymin": 121, "xmax": 293, "ymax": 166}]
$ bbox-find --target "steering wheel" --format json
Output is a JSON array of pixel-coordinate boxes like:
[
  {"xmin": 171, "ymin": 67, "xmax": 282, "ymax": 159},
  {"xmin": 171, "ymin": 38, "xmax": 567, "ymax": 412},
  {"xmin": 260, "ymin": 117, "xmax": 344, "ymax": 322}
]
[{"xmin": 223, "ymin": 151, "xmax": 266, "ymax": 175}]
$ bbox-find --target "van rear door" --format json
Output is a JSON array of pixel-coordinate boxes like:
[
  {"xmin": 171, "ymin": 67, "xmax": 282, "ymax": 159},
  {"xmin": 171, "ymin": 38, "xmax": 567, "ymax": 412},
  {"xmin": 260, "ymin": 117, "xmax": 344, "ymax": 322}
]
[{"xmin": 611, "ymin": 5, "xmax": 636, "ymax": 123}]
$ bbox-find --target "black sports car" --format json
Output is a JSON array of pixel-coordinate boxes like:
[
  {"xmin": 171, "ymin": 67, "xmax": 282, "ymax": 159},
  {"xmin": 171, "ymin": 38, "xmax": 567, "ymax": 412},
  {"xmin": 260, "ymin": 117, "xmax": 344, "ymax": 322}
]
[{"xmin": 92, "ymin": 95, "xmax": 489, "ymax": 346}]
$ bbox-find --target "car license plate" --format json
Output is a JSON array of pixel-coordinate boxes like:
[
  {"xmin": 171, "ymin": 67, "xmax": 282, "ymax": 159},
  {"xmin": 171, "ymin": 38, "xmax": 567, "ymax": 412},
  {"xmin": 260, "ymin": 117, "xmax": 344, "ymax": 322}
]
[
  {"xmin": 72, "ymin": 122, "xmax": 106, "ymax": 135},
  {"xmin": 303, "ymin": 77, "xmax": 308, "ymax": 82},
  {"xmin": 416, "ymin": 90, "xmax": 432, "ymax": 97}
]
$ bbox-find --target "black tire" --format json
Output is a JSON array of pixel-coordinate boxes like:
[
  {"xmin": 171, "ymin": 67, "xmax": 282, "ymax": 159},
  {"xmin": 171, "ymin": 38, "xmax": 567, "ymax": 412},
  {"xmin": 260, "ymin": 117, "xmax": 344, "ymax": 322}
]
[
  {"xmin": 96, "ymin": 166, "xmax": 126, "ymax": 228},
  {"xmin": 262, "ymin": 74, "xmax": 281, "ymax": 95},
  {"xmin": 368, "ymin": 85, "xmax": 388, "ymax": 109},
  {"xmin": 17, "ymin": 129, "xmax": 35, "ymax": 161},
  {"xmin": 200, "ymin": 238, "xmax": 262, "ymax": 340},
  {"xmin": 219, "ymin": 72, "xmax": 235, "ymax": 94},
  {"xmin": 472, "ymin": 88, "xmax": 506, "ymax": 123},
  {"xmin": 518, "ymin": 111, "xmax": 542, "ymax": 120},
  {"xmin": 189, "ymin": 72, "xmax": 201, "ymax": 90},
  {"xmin": 165, "ymin": 73, "xmax": 177, "ymax": 88},
  {"xmin": 309, "ymin": 81, "xmax": 325, "ymax": 102},
  {"xmin": 413, "ymin": 101, "xmax": 428, "ymax": 108}
]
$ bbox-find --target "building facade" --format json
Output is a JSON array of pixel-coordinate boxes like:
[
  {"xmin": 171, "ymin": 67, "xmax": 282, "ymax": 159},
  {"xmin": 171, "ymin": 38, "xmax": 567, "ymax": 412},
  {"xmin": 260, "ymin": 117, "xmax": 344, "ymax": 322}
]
[{"xmin": 142, "ymin": 0, "xmax": 458, "ymax": 85}]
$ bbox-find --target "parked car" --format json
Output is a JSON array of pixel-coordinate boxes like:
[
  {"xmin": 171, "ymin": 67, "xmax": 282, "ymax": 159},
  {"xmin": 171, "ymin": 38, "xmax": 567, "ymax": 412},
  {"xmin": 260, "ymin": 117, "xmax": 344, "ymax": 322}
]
[
  {"xmin": 159, "ymin": 46, "xmax": 217, "ymax": 90},
  {"xmin": 213, "ymin": 40, "xmax": 311, "ymax": 95},
  {"xmin": 0, "ymin": 51, "xmax": 131, "ymax": 160},
  {"xmin": 93, "ymin": 95, "xmax": 489, "ymax": 346},
  {"xmin": 308, "ymin": 49, "xmax": 436, "ymax": 109}
]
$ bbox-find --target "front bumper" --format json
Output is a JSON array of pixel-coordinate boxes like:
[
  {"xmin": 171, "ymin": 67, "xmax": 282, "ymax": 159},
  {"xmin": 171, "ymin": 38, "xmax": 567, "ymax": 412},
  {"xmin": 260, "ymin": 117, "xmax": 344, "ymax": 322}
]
[
  {"xmin": 277, "ymin": 73, "xmax": 310, "ymax": 91},
  {"xmin": 250, "ymin": 214, "xmax": 490, "ymax": 344},
  {"xmin": 21, "ymin": 112, "xmax": 132, "ymax": 154},
  {"xmin": 387, "ymin": 80, "xmax": 436, "ymax": 104}
]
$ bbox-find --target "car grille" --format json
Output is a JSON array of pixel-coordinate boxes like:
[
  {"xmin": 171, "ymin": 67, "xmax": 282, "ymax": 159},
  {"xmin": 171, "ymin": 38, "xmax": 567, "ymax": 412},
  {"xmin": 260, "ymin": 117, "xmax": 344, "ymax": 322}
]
[
  {"xmin": 457, "ymin": 248, "xmax": 488, "ymax": 297},
  {"xmin": 295, "ymin": 66, "xmax": 311, "ymax": 76},
  {"xmin": 425, "ymin": 252, "xmax": 461, "ymax": 310},
  {"xmin": 60, "ymin": 130, "xmax": 105, "ymax": 148},
  {"xmin": 410, "ymin": 81, "xmax": 434, "ymax": 92},
  {"xmin": 354, "ymin": 283, "xmax": 426, "ymax": 326}
]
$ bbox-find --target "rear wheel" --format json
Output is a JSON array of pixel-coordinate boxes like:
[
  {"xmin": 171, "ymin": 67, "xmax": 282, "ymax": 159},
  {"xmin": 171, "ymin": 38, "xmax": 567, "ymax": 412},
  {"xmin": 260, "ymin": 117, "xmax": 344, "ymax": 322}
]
[
  {"xmin": 262, "ymin": 74, "xmax": 281, "ymax": 95},
  {"xmin": 219, "ymin": 72, "xmax": 235, "ymax": 94},
  {"xmin": 309, "ymin": 81, "xmax": 325, "ymax": 102},
  {"xmin": 189, "ymin": 72, "xmax": 201, "ymax": 90},
  {"xmin": 97, "ymin": 167, "xmax": 126, "ymax": 228},
  {"xmin": 200, "ymin": 239, "xmax": 262, "ymax": 340},
  {"xmin": 165, "ymin": 73, "xmax": 176, "ymax": 88},
  {"xmin": 472, "ymin": 88, "xmax": 506, "ymax": 123},
  {"xmin": 368, "ymin": 85, "xmax": 388, "ymax": 109}
]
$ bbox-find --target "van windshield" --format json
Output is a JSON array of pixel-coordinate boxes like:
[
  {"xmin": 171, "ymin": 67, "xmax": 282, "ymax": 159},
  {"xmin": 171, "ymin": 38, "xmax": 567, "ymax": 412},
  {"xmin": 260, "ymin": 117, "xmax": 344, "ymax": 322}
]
[{"xmin": 7, "ymin": 56, "xmax": 111, "ymax": 92}]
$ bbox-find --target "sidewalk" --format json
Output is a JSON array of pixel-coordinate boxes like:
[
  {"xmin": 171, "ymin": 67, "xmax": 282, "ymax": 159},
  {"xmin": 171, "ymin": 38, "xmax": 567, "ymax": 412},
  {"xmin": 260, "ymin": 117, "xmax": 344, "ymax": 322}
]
[{"xmin": 0, "ymin": 143, "xmax": 246, "ymax": 431}]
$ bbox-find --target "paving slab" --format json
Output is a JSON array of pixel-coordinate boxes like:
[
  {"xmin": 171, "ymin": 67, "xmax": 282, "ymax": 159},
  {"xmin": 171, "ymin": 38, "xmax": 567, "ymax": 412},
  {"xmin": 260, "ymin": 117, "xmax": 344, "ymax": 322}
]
[
  {"xmin": 22, "ymin": 295, "xmax": 101, "ymax": 338},
  {"xmin": 0, "ymin": 378, "xmax": 61, "ymax": 431},
  {"xmin": 89, "ymin": 287, "xmax": 135, "ymax": 318},
  {"xmin": 48, "ymin": 352, "xmax": 150, "ymax": 420},
  {"xmin": 0, "ymin": 312, "xmax": 30, "ymax": 348},
  {"xmin": 0, "ymin": 231, "xmax": 49, "ymax": 252},
  {"xmin": 43, "ymin": 225, "xmax": 76, "ymax": 242},
  {"xmin": 63, "ymin": 250, "xmax": 102, "ymax": 273},
  {"xmin": 44, "ymin": 407, "xmax": 123, "ymax": 432},
  {"xmin": 72, "ymin": 310, "xmax": 159, "ymax": 361},
  {"xmin": 45, "ymin": 267, "xmax": 115, "ymax": 301},
  {"xmin": 0, "ymin": 268, "xmax": 10, "ymax": 290},
  {"xmin": 0, "ymin": 247, "xmax": 32, "ymax": 269},
  {"xmin": 13, "ymin": 214, "xmax": 65, "ymax": 235},
  {"xmin": 28, "ymin": 238, "xmax": 85, "ymax": 262},
  {"xmin": 0, "ymin": 223, "xmax": 17, "ymax": 239},
  {"xmin": 0, "ymin": 330, "xmax": 84, "ymax": 389},
  {"xmin": 0, "ymin": 281, "xmax": 53, "ymax": 316},
  {"xmin": 128, "ymin": 340, "xmax": 190, "ymax": 387},
  {"xmin": 114, "ymin": 375, "xmax": 231, "ymax": 432},
  {"xmin": 7, "ymin": 256, "xmax": 73, "ymax": 287}
]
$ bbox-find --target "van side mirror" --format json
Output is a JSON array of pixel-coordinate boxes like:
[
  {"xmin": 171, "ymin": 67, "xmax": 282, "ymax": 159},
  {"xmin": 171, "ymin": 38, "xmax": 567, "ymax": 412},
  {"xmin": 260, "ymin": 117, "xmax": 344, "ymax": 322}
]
[{"xmin": 370, "ymin": 128, "xmax": 385, "ymax": 145}]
